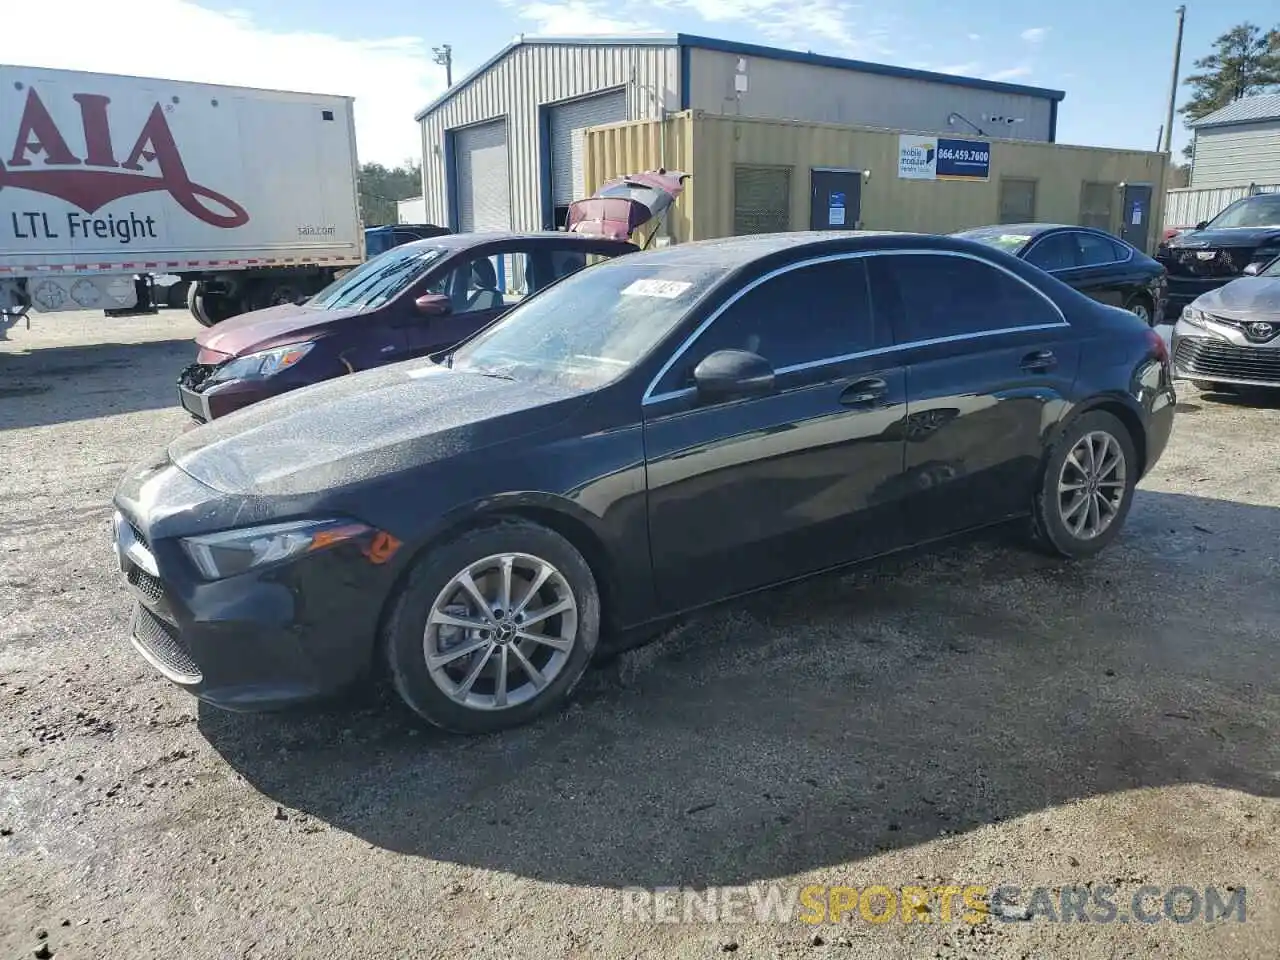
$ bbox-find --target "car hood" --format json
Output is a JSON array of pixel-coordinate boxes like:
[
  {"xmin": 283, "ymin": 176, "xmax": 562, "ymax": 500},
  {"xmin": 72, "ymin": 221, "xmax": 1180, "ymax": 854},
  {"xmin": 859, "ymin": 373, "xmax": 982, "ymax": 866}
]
[
  {"xmin": 1164, "ymin": 227, "xmax": 1280, "ymax": 249},
  {"xmin": 167, "ymin": 360, "xmax": 583, "ymax": 497},
  {"xmin": 197, "ymin": 302, "xmax": 368, "ymax": 358},
  {"xmin": 1193, "ymin": 276, "xmax": 1280, "ymax": 319}
]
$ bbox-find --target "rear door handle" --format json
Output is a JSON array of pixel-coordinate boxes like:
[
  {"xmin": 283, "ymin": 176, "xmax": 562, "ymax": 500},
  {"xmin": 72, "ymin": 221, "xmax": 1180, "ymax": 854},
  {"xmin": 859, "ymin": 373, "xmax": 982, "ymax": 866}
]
[
  {"xmin": 839, "ymin": 376, "xmax": 888, "ymax": 406},
  {"xmin": 1020, "ymin": 349, "xmax": 1057, "ymax": 372}
]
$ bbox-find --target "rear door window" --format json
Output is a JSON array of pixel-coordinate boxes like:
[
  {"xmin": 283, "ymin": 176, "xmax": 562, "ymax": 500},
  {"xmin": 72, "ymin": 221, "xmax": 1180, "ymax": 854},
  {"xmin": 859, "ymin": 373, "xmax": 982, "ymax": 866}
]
[
  {"xmin": 1075, "ymin": 231, "xmax": 1121, "ymax": 267},
  {"xmin": 872, "ymin": 253, "xmax": 1062, "ymax": 342},
  {"xmin": 1024, "ymin": 233, "xmax": 1079, "ymax": 271}
]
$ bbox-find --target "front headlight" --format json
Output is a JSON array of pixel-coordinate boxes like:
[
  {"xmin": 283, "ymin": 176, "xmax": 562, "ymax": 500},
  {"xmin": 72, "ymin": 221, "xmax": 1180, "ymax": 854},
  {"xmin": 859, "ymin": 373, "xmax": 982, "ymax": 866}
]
[
  {"xmin": 1181, "ymin": 306, "xmax": 1209, "ymax": 330},
  {"xmin": 181, "ymin": 518, "xmax": 372, "ymax": 580},
  {"xmin": 209, "ymin": 343, "xmax": 314, "ymax": 385}
]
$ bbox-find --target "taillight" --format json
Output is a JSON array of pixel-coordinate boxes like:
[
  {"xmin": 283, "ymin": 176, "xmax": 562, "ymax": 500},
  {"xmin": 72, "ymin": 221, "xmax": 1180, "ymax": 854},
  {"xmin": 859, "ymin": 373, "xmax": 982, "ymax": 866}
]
[{"xmin": 1146, "ymin": 327, "xmax": 1170, "ymax": 365}]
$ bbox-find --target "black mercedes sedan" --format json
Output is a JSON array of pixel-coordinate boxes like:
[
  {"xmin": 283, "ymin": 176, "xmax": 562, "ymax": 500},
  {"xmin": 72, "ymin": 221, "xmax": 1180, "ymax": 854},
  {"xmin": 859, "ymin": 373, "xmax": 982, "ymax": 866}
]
[
  {"xmin": 113, "ymin": 232, "xmax": 1176, "ymax": 734},
  {"xmin": 955, "ymin": 224, "xmax": 1168, "ymax": 325}
]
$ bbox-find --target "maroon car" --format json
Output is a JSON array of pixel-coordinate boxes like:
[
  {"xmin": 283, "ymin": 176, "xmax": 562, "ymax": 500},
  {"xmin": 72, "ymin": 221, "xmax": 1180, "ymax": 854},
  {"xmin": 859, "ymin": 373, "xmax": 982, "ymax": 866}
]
[{"xmin": 177, "ymin": 232, "xmax": 636, "ymax": 421}]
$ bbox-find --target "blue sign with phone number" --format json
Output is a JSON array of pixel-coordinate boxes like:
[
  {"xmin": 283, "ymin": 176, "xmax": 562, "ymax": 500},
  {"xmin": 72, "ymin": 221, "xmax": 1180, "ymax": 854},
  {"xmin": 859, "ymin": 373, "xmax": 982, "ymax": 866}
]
[{"xmin": 935, "ymin": 137, "xmax": 990, "ymax": 180}]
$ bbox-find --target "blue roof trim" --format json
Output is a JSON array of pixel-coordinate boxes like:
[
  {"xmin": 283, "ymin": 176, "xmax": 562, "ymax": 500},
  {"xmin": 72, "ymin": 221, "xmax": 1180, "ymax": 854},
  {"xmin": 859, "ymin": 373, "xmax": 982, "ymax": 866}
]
[
  {"xmin": 674, "ymin": 33, "xmax": 1065, "ymax": 102},
  {"xmin": 414, "ymin": 32, "xmax": 1066, "ymax": 121}
]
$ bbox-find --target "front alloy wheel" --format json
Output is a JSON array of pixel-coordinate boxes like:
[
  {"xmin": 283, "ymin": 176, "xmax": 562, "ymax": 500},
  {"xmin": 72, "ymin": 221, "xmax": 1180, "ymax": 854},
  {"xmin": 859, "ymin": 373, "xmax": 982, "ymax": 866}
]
[
  {"xmin": 425, "ymin": 553, "xmax": 578, "ymax": 710},
  {"xmin": 384, "ymin": 520, "xmax": 600, "ymax": 733}
]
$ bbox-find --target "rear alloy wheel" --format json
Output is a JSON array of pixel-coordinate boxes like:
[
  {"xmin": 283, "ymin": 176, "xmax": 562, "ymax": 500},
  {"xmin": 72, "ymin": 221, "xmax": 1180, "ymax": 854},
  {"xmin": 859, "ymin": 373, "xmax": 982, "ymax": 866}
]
[
  {"xmin": 384, "ymin": 520, "xmax": 599, "ymax": 733},
  {"xmin": 1032, "ymin": 411, "xmax": 1138, "ymax": 558},
  {"xmin": 1125, "ymin": 296, "xmax": 1154, "ymax": 326}
]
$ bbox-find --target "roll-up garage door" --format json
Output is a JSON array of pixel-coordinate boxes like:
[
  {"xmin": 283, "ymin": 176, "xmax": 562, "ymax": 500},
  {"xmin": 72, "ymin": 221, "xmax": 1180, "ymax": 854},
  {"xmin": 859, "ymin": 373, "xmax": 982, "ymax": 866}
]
[
  {"xmin": 550, "ymin": 89, "xmax": 628, "ymax": 205},
  {"xmin": 455, "ymin": 119, "xmax": 511, "ymax": 232}
]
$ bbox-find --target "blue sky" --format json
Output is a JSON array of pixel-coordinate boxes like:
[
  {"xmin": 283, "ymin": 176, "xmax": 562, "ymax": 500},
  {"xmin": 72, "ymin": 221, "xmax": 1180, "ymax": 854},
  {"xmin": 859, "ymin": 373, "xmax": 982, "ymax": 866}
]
[{"xmin": 14, "ymin": 0, "xmax": 1280, "ymax": 164}]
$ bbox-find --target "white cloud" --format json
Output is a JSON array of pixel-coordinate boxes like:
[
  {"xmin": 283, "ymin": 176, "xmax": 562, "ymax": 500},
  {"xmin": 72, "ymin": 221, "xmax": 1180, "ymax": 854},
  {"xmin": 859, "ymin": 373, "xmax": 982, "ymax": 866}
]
[
  {"xmin": 8, "ymin": 0, "xmax": 442, "ymax": 166},
  {"xmin": 987, "ymin": 65, "xmax": 1034, "ymax": 81},
  {"xmin": 933, "ymin": 62, "xmax": 983, "ymax": 77},
  {"xmin": 1019, "ymin": 27, "xmax": 1048, "ymax": 44},
  {"xmin": 968, "ymin": 33, "xmax": 982, "ymax": 41},
  {"xmin": 511, "ymin": 0, "xmax": 661, "ymax": 35}
]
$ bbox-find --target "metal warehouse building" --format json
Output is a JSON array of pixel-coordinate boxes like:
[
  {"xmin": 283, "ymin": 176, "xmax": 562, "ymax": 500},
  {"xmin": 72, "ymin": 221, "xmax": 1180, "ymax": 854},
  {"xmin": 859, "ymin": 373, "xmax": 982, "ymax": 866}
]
[
  {"xmin": 1188, "ymin": 93, "xmax": 1280, "ymax": 189},
  {"xmin": 415, "ymin": 34, "xmax": 1067, "ymax": 233}
]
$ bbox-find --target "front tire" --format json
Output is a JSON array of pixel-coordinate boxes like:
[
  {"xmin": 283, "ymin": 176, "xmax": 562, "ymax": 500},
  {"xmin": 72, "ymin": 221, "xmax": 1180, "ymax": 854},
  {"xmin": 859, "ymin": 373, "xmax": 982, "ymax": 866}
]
[
  {"xmin": 383, "ymin": 519, "xmax": 600, "ymax": 734},
  {"xmin": 1032, "ymin": 411, "xmax": 1138, "ymax": 559}
]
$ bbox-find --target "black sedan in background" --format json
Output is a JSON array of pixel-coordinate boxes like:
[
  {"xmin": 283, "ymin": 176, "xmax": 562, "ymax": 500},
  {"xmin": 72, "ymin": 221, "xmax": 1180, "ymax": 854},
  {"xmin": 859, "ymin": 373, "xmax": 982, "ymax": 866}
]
[
  {"xmin": 113, "ymin": 232, "xmax": 1175, "ymax": 734},
  {"xmin": 956, "ymin": 224, "xmax": 1168, "ymax": 325}
]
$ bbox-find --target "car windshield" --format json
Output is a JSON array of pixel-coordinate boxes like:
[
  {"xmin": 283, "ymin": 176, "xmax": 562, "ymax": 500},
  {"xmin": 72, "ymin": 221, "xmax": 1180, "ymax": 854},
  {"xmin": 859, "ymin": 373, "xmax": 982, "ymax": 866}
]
[
  {"xmin": 309, "ymin": 245, "xmax": 447, "ymax": 310},
  {"xmin": 1262, "ymin": 255, "xmax": 1280, "ymax": 278},
  {"xmin": 954, "ymin": 228, "xmax": 1034, "ymax": 255},
  {"xmin": 448, "ymin": 259, "xmax": 725, "ymax": 390},
  {"xmin": 1207, "ymin": 195, "xmax": 1280, "ymax": 230}
]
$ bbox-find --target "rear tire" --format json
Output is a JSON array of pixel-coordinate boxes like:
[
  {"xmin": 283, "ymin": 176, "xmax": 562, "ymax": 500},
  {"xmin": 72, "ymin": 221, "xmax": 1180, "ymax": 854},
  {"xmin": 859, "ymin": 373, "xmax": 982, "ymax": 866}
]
[
  {"xmin": 383, "ymin": 519, "xmax": 600, "ymax": 734},
  {"xmin": 1031, "ymin": 411, "xmax": 1138, "ymax": 559},
  {"xmin": 187, "ymin": 283, "xmax": 239, "ymax": 327},
  {"xmin": 1125, "ymin": 294, "xmax": 1155, "ymax": 326}
]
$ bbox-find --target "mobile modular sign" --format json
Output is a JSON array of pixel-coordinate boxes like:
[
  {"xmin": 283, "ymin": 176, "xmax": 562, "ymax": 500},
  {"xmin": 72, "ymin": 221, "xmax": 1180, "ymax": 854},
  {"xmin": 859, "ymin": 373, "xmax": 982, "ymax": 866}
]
[{"xmin": 897, "ymin": 135, "xmax": 991, "ymax": 181}]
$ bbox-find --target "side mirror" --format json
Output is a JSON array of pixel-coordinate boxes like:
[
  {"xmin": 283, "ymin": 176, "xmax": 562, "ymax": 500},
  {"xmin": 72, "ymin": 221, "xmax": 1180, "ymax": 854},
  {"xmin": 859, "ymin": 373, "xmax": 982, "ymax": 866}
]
[
  {"xmin": 1242, "ymin": 262, "xmax": 1261, "ymax": 276},
  {"xmin": 1195, "ymin": 220, "xmax": 1209, "ymax": 231},
  {"xmin": 693, "ymin": 349, "xmax": 775, "ymax": 402},
  {"xmin": 415, "ymin": 293, "xmax": 451, "ymax": 316}
]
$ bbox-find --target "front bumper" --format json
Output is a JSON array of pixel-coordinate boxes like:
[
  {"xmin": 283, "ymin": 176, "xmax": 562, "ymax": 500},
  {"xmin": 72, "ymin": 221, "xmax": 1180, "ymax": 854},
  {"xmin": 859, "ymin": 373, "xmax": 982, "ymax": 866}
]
[
  {"xmin": 178, "ymin": 363, "xmax": 281, "ymax": 422},
  {"xmin": 1162, "ymin": 274, "xmax": 1237, "ymax": 314},
  {"xmin": 114, "ymin": 508, "xmax": 396, "ymax": 711},
  {"xmin": 1171, "ymin": 323, "xmax": 1280, "ymax": 387}
]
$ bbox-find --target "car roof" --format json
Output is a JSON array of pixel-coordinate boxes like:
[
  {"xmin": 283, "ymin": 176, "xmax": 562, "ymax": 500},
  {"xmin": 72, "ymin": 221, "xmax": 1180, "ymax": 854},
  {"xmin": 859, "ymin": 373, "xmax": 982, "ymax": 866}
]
[
  {"xmin": 603, "ymin": 230, "xmax": 999, "ymax": 269},
  {"xmin": 399, "ymin": 231, "xmax": 634, "ymax": 252}
]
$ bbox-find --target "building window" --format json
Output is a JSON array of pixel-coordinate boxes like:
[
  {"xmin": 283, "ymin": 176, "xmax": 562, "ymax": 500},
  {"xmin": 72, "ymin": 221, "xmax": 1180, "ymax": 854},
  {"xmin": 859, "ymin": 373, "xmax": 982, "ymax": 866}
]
[
  {"xmin": 998, "ymin": 178, "xmax": 1037, "ymax": 223},
  {"xmin": 1079, "ymin": 182, "xmax": 1117, "ymax": 232},
  {"xmin": 733, "ymin": 165, "xmax": 792, "ymax": 235}
]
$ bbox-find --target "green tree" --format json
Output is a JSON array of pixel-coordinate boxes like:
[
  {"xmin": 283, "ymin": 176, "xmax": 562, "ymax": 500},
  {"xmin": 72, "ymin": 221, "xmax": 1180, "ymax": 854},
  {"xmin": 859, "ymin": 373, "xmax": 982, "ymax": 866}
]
[
  {"xmin": 1179, "ymin": 22, "xmax": 1280, "ymax": 157},
  {"xmin": 358, "ymin": 161, "xmax": 423, "ymax": 226}
]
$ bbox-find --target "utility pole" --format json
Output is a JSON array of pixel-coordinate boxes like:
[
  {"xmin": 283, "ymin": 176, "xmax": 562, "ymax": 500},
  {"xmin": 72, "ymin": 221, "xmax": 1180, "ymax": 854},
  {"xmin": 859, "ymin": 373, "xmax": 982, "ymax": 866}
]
[
  {"xmin": 433, "ymin": 44, "xmax": 453, "ymax": 87},
  {"xmin": 1161, "ymin": 5, "xmax": 1186, "ymax": 154}
]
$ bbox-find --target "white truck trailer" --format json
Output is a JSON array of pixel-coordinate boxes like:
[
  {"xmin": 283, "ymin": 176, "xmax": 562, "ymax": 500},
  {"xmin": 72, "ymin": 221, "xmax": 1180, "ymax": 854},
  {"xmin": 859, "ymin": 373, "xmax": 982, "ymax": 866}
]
[{"xmin": 0, "ymin": 65, "xmax": 364, "ymax": 326}]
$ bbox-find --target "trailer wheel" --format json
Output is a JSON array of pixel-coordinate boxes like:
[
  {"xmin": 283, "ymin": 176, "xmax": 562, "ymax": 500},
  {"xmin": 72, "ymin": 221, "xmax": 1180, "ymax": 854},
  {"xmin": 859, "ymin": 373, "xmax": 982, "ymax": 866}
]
[
  {"xmin": 188, "ymin": 283, "xmax": 239, "ymax": 327},
  {"xmin": 246, "ymin": 280, "xmax": 307, "ymax": 312}
]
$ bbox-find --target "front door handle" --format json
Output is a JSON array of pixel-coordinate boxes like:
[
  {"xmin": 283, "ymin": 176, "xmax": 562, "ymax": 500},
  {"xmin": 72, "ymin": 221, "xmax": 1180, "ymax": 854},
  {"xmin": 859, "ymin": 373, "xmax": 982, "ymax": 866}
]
[
  {"xmin": 840, "ymin": 376, "xmax": 888, "ymax": 406},
  {"xmin": 1020, "ymin": 349, "xmax": 1057, "ymax": 373}
]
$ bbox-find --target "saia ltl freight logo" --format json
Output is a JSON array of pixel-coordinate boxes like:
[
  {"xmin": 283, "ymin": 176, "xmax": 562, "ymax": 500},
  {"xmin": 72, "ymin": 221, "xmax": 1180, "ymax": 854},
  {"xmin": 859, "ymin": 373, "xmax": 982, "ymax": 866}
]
[{"xmin": 2, "ymin": 84, "xmax": 249, "ymax": 242}]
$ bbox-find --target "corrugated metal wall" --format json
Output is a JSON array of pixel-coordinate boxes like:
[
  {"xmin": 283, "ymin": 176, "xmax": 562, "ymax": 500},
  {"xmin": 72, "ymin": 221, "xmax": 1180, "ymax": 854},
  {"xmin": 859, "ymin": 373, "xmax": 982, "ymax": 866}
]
[
  {"xmin": 418, "ymin": 43, "xmax": 680, "ymax": 230},
  {"xmin": 586, "ymin": 113, "xmax": 1168, "ymax": 251},
  {"xmin": 1164, "ymin": 183, "xmax": 1280, "ymax": 228},
  {"xmin": 1190, "ymin": 122, "xmax": 1280, "ymax": 188},
  {"xmin": 581, "ymin": 115, "xmax": 696, "ymax": 243},
  {"xmin": 688, "ymin": 48, "xmax": 1055, "ymax": 142}
]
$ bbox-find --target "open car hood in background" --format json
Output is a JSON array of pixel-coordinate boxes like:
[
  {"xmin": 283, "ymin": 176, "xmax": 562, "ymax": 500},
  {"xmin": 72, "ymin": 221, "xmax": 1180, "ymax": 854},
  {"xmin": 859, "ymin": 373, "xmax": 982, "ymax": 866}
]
[{"xmin": 565, "ymin": 170, "xmax": 690, "ymax": 242}]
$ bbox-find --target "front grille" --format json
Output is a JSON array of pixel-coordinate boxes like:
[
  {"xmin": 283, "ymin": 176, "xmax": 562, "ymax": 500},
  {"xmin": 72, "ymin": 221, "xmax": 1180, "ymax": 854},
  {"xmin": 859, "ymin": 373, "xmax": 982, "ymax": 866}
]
[
  {"xmin": 1175, "ymin": 339, "xmax": 1280, "ymax": 384},
  {"xmin": 127, "ymin": 566, "xmax": 164, "ymax": 602},
  {"xmin": 178, "ymin": 363, "xmax": 216, "ymax": 392},
  {"xmin": 128, "ymin": 522, "xmax": 149, "ymax": 552},
  {"xmin": 131, "ymin": 604, "xmax": 201, "ymax": 684},
  {"xmin": 1205, "ymin": 314, "xmax": 1280, "ymax": 344},
  {"xmin": 1159, "ymin": 247, "xmax": 1254, "ymax": 278}
]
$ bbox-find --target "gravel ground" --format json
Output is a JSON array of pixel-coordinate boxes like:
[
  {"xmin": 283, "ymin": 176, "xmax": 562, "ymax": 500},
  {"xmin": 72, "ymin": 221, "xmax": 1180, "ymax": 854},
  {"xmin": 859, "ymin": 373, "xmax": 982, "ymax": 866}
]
[{"xmin": 2, "ymin": 309, "xmax": 1278, "ymax": 960}]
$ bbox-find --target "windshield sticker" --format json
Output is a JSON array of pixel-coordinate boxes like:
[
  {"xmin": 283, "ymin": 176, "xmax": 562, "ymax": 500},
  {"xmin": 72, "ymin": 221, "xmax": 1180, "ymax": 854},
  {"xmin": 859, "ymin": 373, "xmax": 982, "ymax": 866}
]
[{"xmin": 621, "ymin": 278, "xmax": 693, "ymax": 299}]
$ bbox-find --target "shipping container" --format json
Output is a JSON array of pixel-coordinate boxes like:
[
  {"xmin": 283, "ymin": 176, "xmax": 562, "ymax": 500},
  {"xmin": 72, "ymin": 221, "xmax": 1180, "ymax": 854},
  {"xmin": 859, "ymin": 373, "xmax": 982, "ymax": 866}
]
[
  {"xmin": 584, "ymin": 112, "xmax": 1168, "ymax": 253},
  {"xmin": 0, "ymin": 65, "xmax": 363, "ymax": 325}
]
